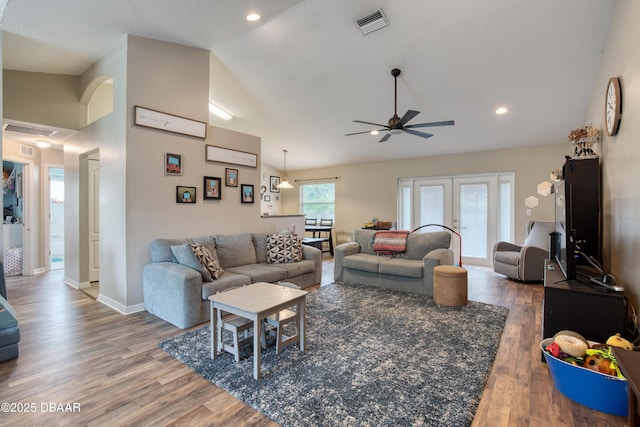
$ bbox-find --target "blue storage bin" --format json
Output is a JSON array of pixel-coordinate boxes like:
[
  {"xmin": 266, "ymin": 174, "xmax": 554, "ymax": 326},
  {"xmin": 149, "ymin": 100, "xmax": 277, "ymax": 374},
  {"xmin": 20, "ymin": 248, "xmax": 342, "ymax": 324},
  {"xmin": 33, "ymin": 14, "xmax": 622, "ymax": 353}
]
[{"xmin": 540, "ymin": 338, "xmax": 628, "ymax": 416}]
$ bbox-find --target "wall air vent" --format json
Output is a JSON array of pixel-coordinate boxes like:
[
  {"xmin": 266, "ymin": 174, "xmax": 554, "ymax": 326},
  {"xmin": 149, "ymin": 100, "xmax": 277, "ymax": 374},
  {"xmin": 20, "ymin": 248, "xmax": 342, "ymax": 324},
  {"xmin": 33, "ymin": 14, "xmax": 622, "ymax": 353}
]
[
  {"xmin": 20, "ymin": 145, "xmax": 34, "ymax": 157},
  {"xmin": 3, "ymin": 123, "xmax": 58, "ymax": 137},
  {"xmin": 356, "ymin": 9, "xmax": 389, "ymax": 35}
]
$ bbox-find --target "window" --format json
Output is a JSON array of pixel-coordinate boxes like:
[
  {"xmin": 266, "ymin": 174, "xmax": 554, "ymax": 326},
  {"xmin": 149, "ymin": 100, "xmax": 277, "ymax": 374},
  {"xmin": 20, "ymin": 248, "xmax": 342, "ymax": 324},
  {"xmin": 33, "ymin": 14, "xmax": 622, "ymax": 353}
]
[{"xmin": 300, "ymin": 182, "xmax": 335, "ymax": 220}]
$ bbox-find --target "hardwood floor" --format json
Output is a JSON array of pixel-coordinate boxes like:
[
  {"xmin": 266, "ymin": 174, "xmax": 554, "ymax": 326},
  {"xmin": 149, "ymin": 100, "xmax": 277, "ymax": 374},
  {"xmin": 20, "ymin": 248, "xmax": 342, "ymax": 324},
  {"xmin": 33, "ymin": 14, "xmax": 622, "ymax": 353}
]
[{"xmin": 0, "ymin": 261, "xmax": 628, "ymax": 426}]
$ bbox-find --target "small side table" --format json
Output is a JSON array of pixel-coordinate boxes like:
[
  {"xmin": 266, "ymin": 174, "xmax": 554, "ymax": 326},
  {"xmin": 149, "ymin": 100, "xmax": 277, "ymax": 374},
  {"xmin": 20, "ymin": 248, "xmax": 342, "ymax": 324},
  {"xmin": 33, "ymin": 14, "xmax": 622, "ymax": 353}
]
[
  {"xmin": 612, "ymin": 347, "xmax": 640, "ymax": 426},
  {"xmin": 433, "ymin": 265, "xmax": 468, "ymax": 306}
]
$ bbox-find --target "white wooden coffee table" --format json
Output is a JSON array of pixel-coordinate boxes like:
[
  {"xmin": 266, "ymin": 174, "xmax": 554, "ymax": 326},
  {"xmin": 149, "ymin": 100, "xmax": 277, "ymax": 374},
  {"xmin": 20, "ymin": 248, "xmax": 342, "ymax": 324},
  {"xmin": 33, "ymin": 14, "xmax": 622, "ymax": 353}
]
[{"xmin": 209, "ymin": 282, "xmax": 307, "ymax": 379}]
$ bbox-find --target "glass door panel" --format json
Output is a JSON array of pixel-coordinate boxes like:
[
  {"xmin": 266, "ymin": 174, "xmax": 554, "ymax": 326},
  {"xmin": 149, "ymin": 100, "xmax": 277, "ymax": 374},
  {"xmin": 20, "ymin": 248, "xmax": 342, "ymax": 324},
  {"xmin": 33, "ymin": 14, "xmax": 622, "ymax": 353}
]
[{"xmin": 453, "ymin": 176, "xmax": 497, "ymax": 266}]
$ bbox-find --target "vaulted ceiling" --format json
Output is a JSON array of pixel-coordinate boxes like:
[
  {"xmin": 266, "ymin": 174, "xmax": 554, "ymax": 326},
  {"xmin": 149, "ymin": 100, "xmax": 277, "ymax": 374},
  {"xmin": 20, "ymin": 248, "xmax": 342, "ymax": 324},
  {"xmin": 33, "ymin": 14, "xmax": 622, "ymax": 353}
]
[{"xmin": 0, "ymin": 0, "xmax": 615, "ymax": 170}]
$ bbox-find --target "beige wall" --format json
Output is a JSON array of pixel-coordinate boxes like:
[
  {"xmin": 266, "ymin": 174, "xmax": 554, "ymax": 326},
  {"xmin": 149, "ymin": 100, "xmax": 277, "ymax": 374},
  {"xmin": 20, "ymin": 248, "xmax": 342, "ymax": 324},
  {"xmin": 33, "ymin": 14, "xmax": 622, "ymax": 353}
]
[
  {"xmin": 3, "ymin": 70, "xmax": 86, "ymax": 130},
  {"xmin": 260, "ymin": 162, "xmax": 284, "ymax": 216},
  {"xmin": 87, "ymin": 80, "xmax": 113, "ymax": 124},
  {"xmin": 583, "ymin": 0, "xmax": 640, "ymax": 310},
  {"xmin": 282, "ymin": 143, "xmax": 570, "ymax": 246}
]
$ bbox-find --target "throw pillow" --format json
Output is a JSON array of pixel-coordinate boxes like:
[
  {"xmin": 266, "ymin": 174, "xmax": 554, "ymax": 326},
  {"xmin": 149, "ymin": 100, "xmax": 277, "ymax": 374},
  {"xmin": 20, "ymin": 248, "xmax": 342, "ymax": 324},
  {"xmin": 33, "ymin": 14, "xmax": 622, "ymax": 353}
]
[
  {"xmin": 214, "ymin": 233, "xmax": 257, "ymax": 268},
  {"xmin": 266, "ymin": 233, "xmax": 303, "ymax": 264},
  {"xmin": 190, "ymin": 243, "xmax": 224, "ymax": 279},
  {"xmin": 170, "ymin": 244, "xmax": 212, "ymax": 282}
]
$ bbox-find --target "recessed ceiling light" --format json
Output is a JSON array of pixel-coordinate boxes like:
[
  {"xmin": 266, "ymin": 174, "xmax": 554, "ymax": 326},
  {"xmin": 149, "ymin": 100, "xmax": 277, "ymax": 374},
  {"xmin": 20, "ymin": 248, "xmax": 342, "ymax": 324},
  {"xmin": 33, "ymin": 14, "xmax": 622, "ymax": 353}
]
[
  {"xmin": 495, "ymin": 107, "xmax": 508, "ymax": 115},
  {"xmin": 208, "ymin": 102, "xmax": 233, "ymax": 120},
  {"xmin": 36, "ymin": 140, "xmax": 51, "ymax": 148},
  {"xmin": 246, "ymin": 13, "xmax": 261, "ymax": 21},
  {"xmin": 370, "ymin": 130, "xmax": 379, "ymax": 135}
]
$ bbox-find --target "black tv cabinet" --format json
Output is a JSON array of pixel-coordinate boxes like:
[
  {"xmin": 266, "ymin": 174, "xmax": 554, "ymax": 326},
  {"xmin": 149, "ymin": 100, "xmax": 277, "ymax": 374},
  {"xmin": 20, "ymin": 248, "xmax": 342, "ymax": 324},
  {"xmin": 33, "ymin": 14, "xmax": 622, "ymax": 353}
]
[
  {"xmin": 543, "ymin": 260, "xmax": 624, "ymax": 345},
  {"xmin": 562, "ymin": 157, "xmax": 601, "ymax": 262}
]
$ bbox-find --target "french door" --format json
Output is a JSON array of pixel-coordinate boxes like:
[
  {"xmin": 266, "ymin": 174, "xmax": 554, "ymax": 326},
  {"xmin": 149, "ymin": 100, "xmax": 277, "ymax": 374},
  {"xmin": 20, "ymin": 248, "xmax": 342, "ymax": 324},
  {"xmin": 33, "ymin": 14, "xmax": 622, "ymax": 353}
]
[{"xmin": 399, "ymin": 174, "xmax": 513, "ymax": 266}]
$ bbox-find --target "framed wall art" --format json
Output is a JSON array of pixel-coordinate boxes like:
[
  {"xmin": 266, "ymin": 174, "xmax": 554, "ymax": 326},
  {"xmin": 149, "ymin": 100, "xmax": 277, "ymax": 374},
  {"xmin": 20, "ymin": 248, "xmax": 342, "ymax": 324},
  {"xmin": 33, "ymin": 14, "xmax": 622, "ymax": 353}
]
[
  {"xmin": 134, "ymin": 106, "xmax": 207, "ymax": 139},
  {"xmin": 206, "ymin": 145, "xmax": 257, "ymax": 168},
  {"xmin": 270, "ymin": 176, "xmax": 280, "ymax": 193},
  {"xmin": 203, "ymin": 176, "xmax": 222, "ymax": 200},
  {"xmin": 164, "ymin": 152, "xmax": 182, "ymax": 175},
  {"xmin": 225, "ymin": 168, "xmax": 238, "ymax": 187},
  {"xmin": 176, "ymin": 186, "xmax": 197, "ymax": 204},
  {"xmin": 241, "ymin": 184, "xmax": 254, "ymax": 204}
]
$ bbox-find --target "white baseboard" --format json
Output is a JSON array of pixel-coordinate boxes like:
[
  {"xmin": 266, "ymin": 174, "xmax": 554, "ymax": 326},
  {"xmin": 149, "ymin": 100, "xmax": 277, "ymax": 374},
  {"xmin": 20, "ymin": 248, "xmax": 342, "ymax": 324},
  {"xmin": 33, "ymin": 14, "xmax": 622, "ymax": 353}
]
[
  {"xmin": 64, "ymin": 276, "xmax": 81, "ymax": 289},
  {"xmin": 96, "ymin": 294, "xmax": 145, "ymax": 315}
]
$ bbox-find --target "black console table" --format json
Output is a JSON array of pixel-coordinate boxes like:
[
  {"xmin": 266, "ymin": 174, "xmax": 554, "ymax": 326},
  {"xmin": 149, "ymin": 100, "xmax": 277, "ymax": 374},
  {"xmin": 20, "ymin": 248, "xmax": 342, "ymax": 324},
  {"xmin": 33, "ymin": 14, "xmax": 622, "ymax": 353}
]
[{"xmin": 543, "ymin": 260, "xmax": 625, "ymax": 344}]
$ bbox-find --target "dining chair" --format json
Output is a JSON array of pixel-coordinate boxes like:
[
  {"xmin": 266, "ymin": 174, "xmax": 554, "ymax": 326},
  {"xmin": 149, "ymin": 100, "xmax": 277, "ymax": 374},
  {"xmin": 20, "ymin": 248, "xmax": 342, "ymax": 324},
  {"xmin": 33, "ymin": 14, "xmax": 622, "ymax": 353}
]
[
  {"xmin": 318, "ymin": 218, "xmax": 334, "ymax": 252},
  {"xmin": 319, "ymin": 218, "xmax": 333, "ymax": 226},
  {"xmin": 216, "ymin": 286, "xmax": 265, "ymax": 362},
  {"xmin": 264, "ymin": 281, "xmax": 301, "ymax": 354},
  {"xmin": 305, "ymin": 217, "xmax": 317, "ymax": 237}
]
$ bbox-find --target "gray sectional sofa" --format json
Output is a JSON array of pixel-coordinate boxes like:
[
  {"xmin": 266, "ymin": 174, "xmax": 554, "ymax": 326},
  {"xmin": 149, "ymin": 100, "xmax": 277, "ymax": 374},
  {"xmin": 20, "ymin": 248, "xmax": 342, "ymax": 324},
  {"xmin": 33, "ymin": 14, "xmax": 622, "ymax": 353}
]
[
  {"xmin": 143, "ymin": 232, "xmax": 322, "ymax": 329},
  {"xmin": 334, "ymin": 229, "xmax": 453, "ymax": 296}
]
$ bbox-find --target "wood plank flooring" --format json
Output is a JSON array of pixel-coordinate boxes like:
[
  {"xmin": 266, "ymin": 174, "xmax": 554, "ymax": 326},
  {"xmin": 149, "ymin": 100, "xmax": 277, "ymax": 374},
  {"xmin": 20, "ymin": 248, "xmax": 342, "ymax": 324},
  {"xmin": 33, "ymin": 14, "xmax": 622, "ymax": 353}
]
[{"xmin": 0, "ymin": 261, "xmax": 628, "ymax": 426}]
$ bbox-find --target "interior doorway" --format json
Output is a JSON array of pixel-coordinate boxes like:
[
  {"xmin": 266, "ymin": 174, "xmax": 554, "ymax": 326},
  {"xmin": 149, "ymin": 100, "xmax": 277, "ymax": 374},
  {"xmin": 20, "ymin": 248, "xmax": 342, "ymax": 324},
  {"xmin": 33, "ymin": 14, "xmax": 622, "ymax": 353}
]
[
  {"xmin": 49, "ymin": 167, "xmax": 64, "ymax": 270},
  {"xmin": 2, "ymin": 158, "xmax": 33, "ymax": 276}
]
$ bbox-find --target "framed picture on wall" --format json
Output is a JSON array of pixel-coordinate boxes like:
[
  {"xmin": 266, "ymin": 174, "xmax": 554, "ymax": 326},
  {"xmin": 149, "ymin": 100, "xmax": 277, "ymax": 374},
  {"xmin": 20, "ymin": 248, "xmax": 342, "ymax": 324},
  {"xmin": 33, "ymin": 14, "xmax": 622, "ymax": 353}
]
[
  {"xmin": 241, "ymin": 184, "xmax": 254, "ymax": 204},
  {"xmin": 165, "ymin": 153, "xmax": 182, "ymax": 175},
  {"xmin": 176, "ymin": 186, "xmax": 196, "ymax": 203},
  {"xmin": 225, "ymin": 168, "xmax": 238, "ymax": 187},
  {"xmin": 203, "ymin": 176, "xmax": 222, "ymax": 200},
  {"xmin": 270, "ymin": 176, "xmax": 280, "ymax": 193}
]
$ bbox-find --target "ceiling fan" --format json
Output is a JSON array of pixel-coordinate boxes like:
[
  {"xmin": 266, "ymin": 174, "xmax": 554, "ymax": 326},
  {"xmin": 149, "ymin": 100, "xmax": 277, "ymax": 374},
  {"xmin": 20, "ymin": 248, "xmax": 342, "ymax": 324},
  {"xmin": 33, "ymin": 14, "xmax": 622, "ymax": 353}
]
[{"xmin": 345, "ymin": 68, "xmax": 455, "ymax": 142}]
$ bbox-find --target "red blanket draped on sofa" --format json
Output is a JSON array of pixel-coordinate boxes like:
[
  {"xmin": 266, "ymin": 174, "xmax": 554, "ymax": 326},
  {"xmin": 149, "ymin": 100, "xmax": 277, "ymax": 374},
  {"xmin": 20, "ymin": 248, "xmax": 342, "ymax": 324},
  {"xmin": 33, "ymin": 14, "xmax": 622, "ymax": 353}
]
[{"xmin": 373, "ymin": 230, "xmax": 410, "ymax": 255}]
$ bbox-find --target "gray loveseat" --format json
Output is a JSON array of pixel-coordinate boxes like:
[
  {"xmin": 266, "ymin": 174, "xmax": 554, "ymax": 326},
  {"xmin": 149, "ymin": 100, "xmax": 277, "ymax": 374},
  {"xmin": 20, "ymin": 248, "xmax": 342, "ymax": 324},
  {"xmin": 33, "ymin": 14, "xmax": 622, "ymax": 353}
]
[
  {"xmin": 143, "ymin": 232, "xmax": 322, "ymax": 329},
  {"xmin": 334, "ymin": 229, "xmax": 453, "ymax": 296}
]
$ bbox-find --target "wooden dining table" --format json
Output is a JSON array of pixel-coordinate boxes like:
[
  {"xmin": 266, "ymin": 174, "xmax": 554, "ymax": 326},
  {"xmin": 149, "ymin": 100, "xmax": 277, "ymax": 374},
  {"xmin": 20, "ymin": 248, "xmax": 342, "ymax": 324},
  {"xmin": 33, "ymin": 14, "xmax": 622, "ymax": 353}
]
[{"xmin": 304, "ymin": 225, "xmax": 334, "ymax": 255}]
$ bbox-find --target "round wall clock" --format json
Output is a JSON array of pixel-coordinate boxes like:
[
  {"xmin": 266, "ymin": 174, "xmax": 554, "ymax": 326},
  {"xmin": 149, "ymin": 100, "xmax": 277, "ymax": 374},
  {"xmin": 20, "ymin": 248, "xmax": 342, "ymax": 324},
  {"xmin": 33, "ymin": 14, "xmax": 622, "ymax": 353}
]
[{"xmin": 605, "ymin": 77, "xmax": 622, "ymax": 136}]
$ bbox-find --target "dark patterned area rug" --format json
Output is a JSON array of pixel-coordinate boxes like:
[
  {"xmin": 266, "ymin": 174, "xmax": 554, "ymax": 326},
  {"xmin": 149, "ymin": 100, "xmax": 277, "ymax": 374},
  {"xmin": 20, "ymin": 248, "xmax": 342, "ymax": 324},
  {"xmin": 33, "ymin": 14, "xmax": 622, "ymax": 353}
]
[{"xmin": 159, "ymin": 283, "xmax": 509, "ymax": 426}]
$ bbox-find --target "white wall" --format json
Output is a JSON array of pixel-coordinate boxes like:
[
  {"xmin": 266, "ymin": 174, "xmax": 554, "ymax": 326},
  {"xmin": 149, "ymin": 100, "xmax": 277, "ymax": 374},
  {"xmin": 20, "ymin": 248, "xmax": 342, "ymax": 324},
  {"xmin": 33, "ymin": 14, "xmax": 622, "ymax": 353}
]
[
  {"xmin": 282, "ymin": 143, "xmax": 570, "ymax": 246},
  {"xmin": 583, "ymin": 0, "xmax": 640, "ymax": 310}
]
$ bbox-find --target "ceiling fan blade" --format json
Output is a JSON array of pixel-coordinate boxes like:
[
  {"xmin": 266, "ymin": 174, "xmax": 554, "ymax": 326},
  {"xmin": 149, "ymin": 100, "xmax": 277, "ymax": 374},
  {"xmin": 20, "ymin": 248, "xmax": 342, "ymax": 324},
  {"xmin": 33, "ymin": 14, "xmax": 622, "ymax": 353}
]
[
  {"xmin": 353, "ymin": 120, "xmax": 389, "ymax": 128},
  {"xmin": 405, "ymin": 120, "xmax": 455, "ymax": 129},
  {"xmin": 397, "ymin": 110, "xmax": 420, "ymax": 127},
  {"xmin": 379, "ymin": 133, "xmax": 392, "ymax": 143},
  {"xmin": 404, "ymin": 129, "xmax": 433, "ymax": 139},
  {"xmin": 345, "ymin": 129, "xmax": 387, "ymax": 136}
]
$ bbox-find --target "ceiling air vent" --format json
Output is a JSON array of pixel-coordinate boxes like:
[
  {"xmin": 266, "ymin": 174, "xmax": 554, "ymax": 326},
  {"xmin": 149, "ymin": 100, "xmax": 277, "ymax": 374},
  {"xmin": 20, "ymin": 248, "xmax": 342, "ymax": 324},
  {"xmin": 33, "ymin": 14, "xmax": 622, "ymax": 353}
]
[
  {"xmin": 3, "ymin": 123, "xmax": 58, "ymax": 137},
  {"xmin": 356, "ymin": 9, "xmax": 389, "ymax": 35},
  {"xmin": 20, "ymin": 145, "xmax": 34, "ymax": 157}
]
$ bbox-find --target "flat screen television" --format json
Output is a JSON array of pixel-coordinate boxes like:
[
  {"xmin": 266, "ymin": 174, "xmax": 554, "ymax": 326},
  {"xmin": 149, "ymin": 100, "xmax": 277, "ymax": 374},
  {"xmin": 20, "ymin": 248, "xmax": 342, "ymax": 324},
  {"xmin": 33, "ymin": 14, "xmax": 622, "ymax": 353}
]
[{"xmin": 554, "ymin": 180, "xmax": 576, "ymax": 280}]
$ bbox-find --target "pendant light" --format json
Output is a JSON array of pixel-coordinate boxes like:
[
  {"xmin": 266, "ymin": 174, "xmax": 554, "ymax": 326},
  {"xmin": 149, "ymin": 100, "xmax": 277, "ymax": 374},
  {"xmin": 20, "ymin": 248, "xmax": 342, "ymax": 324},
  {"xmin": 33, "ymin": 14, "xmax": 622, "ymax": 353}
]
[{"xmin": 277, "ymin": 149, "xmax": 294, "ymax": 189}]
